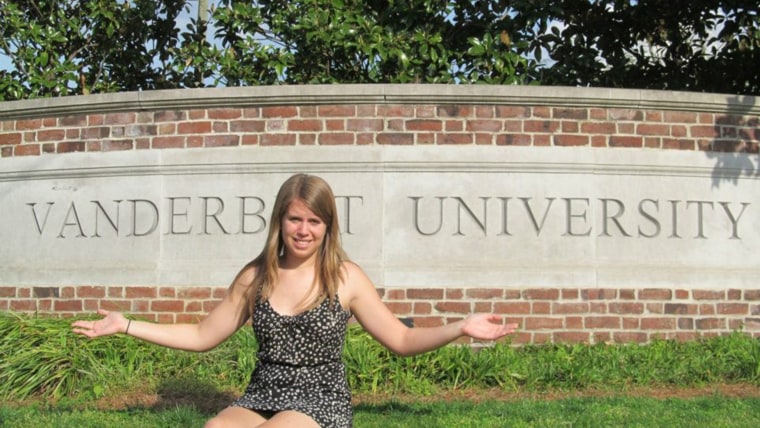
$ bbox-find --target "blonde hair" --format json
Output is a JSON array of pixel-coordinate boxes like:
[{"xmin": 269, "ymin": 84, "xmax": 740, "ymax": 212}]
[{"xmin": 244, "ymin": 174, "xmax": 347, "ymax": 316}]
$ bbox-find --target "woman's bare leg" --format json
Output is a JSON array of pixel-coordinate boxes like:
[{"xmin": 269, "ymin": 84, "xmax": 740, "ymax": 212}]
[
  {"xmin": 204, "ymin": 406, "xmax": 269, "ymax": 428},
  {"xmin": 259, "ymin": 410, "xmax": 321, "ymax": 427}
]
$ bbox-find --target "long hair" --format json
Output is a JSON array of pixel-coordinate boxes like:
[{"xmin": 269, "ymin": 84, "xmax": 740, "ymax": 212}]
[{"xmin": 243, "ymin": 174, "xmax": 347, "ymax": 316}]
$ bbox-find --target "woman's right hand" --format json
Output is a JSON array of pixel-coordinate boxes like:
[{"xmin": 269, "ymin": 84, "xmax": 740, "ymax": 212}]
[{"xmin": 72, "ymin": 309, "xmax": 129, "ymax": 338}]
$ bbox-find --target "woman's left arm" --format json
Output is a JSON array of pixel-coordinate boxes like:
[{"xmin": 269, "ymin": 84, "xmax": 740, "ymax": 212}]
[{"xmin": 344, "ymin": 262, "xmax": 518, "ymax": 356}]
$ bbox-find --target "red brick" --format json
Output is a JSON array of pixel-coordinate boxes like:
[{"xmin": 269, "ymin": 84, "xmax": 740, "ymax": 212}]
[
  {"xmin": 126, "ymin": 287, "xmax": 158, "ymax": 299},
  {"xmin": 584, "ymin": 316, "xmax": 620, "ymax": 329},
  {"xmin": 406, "ymin": 119, "xmax": 442, "ymax": 132},
  {"xmin": 639, "ymin": 288, "xmax": 672, "ymax": 300},
  {"xmin": 413, "ymin": 316, "xmax": 444, "ymax": 327},
  {"xmin": 717, "ymin": 303, "xmax": 748, "ymax": 315},
  {"xmin": 77, "ymin": 286, "xmax": 106, "ymax": 298},
  {"xmin": 609, "ymin": 136, "xmax": 643, "ymax": 148},
  {"xmin": 693, "ymin": 290, "xmax": 724, "ymax": 300},
  {"xmin": 160, "ymin": 286, "xmax": 177, "ymax": 297},
  {"xmin": 288, "ymin": 119, "xmax": 323, "ymax": 132},
  {"xmin": 608, "ymin": 109, "xmax": 643, "ymax": 121},
  {"xmin": 496, "ymin": 134, "xmax": 531, "ymax": 146},
  {"xmin": 466, "ymin": 120, "xmax": 502, "ymax": 132},
  {"xmin": 566, "ymin": 316, "xmax": 583, "ymax": 329},
  {"xmin": 554, "ymin": 331, "xmax": 590, "ymax": 343},
  {"xmin": 524, "ymin": 317, "xmax": 563, "ymax": 329},
  {"xmin": 208, "ymin": 108, "xmax": 242, "ymax": 120},
  {"xmin": 262, "ymin": 106, "xmax": 298, "ymax": 118},
  {"xmin": 495, "ymin": 106, "xmax": 530, "ymax": 118},
  {"xmin": 260, "ymin": 134, "xmax": 296, "ymax": 146},
  {"xmin": 385, "ymin": 302, "xmax": 412, "ymax": 315},
  {"xmin": 466, "ymin": 288, "xmax": 503, "ymax": 299},
  {"xmin": 524, "ymin": 120, "xmax": 559, "ymax": 133},
  {"xmin": 561, "ymin": 289, "xmax": 579, "ymax": 299},
  {"xmin": 700, "ymin": 304, "xmax": 716, "ymax": 315},
  {"xmin": 532, "ymin": 302, "xmax": 551, "ymax": 314},
  {"xmin": 613, "ymin": 332, "xmax": 648, "ymax": 344},
  {"xmin": 100, "ymin": 300, "xmax": 131, "ymax": 312},
  {"xmin": 178, "ymin": 288, "xmax": 212, "ymax": 299},
  {"xmin": 319, "ymin": 133, "xmax": 354, "ymax": 145},
  {"xmin": 10, "ymin": 300, "xmax": 37, "ymax": 311},
  {"xmin": 637, "ymin": 124, "xmax": 669, "ymax": 136},
  {"xmin": 553, "ymin": 135, "xmax": 589, "ymax": 146},
  {"xmin": 695, "ymin": 318, "xmax": 725, "ymax": 330},
  {"xmin": 176, "ymin": 314, "xmax": 202, "ymax": 323},
  {"xmin": 438, "ymin": 105, "xmax": 473, "ymax": 117},
  {"xmin": 347, "ymin": 119, "xmax": 383, "ymax": 132},
  {"xmin": 523, "ymin": 289, "xmax": 560, "ymax": 300},
  {"xmin": 435, "ymin": 302, "xmax": 470, "ymax": 313},
  {"xmin": 178, "ymin": 121, "xmax": 212, "ymax": 134},
  {"xmin": 325, "ymin": 119, "xmax": 345, "ymax": 131},
  {"xmin": 494, "ymin": 302, "xmax": 530, "ymax": 314},
  {"xmin": 608, "ymin": 302, "xmax": 644, "ymax": 314},
  {"xmin": 553, "ymin": 108, "xmax": 588, "ymax": 120},
  {"xmin": 664, "ymin": 111, "xmax": 698, "ymax": 123},
  {"xmin": 0, "ymin": 287, "xmax": 17, "ymax": 297},
  {"xmin": 0, "ymin": 132, "xmax": 22, "ymax": 145},
  {"xmin": 57, "ymin": 141, "xmax": 86, "ymax": 153},
  {"xmin": 204, "ymin": 135, "xmax": 239, "ymax": 147},
  {"xmin": 445, "ymin": 288, "xmax": 463, "ymax": 299},
  {"xmin": 102, "ymin": 140, "xmax": 134, "ymax": 151},
  {"xmin": 318, "ymin": 105, "xmax": 355, "ymax": 117},
  {"xmin": 437, "ymin": 133, "xmax": 472, "ymax": 144},
  {"xmin": 54, "ymin": 300, "xmax": 83, "ymax": 312},
  {"xmin": 407, "ymin": 289, "xmax": 444, "ymax": 299},
  {"xmin": 552, "ymin": 302, "xmax": 589, "ymax": 314},
  {"xmin": 640, "ymin": 317, "xmax": 676, "ymax": 330},
  {"xmin": 413, "ymin": 302, "xmax": 432, "ymax": 314},
  {"xmin": 231, "ymin": 120, "xmax": 265, "ymax": 132},
  {"xmin": 152, "ymin": 136, "xmax": 184, "ymax": 149},
  {"xmin": 664, "ymin": 303, "xmax": 698, "ymax": 315},
  {"xmin": 384, "ymin": 289, "xmax": 405, "ymax": 300},
  {"xmin": 151, "ymin": 300, "xmax": 184, "ymax": 312},
  {"xmin": 15, "ymin": 144, "xmax": 40, "ymax": 156},
  {"xmin": 582, "ymin": 289, "xmax": 617, "ymax": 300},
  {"xmin": 185, "ymin": 301, "xmax": 203, "ymax": 312},
  {"xmin": 105, "ymin": 112, "xmax": 136, "ymax": 124}
]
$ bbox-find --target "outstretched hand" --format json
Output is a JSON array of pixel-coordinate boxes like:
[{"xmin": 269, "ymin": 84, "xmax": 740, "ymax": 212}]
[
  {"xmin": 71, "ymin": 309, "xmax": 128, "ymax": 338},
  {"xmin": 461, "ymin": 313, "xmax": 518, "ymax": 341}
]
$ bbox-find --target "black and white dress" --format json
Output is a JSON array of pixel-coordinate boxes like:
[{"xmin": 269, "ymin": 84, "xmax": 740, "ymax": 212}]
[{"xmin": 231, "ymin": 296, "xmax": 353, "ymax": 427}]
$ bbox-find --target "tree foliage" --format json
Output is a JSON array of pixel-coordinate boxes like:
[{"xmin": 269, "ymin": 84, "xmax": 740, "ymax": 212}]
[{"xmin": 1, "ymin": 0, "xmax": 758, "ymax": 100}]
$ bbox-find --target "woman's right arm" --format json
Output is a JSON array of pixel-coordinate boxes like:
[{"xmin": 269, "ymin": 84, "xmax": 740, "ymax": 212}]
[{"xmin": 71, "ymin": 265, "xmax": 254, "ymax": 352}]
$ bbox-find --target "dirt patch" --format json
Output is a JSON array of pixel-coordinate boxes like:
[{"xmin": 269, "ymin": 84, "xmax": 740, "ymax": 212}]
[{"xmin": 352, "ymin": 383, "xmax": 760, "ymax": 405}]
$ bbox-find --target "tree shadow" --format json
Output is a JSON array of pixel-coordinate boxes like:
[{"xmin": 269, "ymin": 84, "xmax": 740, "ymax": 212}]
[
  {"xmin": 353, "ymin": 400, "xmax": 433, "ymax": 417},
  {"xmin": 150, "ymin": 376, "xmax": 239, "ymax": 415},
  {"xmin": 705, "ymin": 94, "xmax": 759, "ymax": 188}
]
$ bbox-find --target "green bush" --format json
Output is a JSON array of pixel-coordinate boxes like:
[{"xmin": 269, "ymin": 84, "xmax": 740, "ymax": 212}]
[{"xmin": 1, "ymin": 312, "xmax": 759, "ymax": 402}]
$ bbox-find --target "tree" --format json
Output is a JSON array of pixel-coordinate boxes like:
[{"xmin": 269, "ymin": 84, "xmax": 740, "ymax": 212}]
[{"xmin": 1, "ymin": 0, "xmax": 758, "ymax": 101}]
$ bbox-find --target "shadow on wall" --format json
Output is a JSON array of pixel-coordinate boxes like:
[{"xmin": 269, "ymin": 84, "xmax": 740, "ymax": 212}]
[{"xmin": 707, "ymin": 94, "xmax": 760, "ymax": 188}]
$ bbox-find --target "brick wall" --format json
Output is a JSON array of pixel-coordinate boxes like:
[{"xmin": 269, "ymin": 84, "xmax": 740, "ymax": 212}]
[
  {"xmin": 1, "ymin": 85, "xmax": 758, "ymax": 344},
  {"xmin": 1, "ymin": 284, "xmax": 758, "ymax": 344}
]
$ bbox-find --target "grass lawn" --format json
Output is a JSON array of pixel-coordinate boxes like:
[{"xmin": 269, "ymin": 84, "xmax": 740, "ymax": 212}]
[{"xmin": 3, "ymin": 387, "xmax": 760, "ymax": 428}]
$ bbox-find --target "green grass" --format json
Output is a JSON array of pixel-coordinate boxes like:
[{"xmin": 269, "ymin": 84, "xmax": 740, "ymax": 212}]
[
  {"xmin": 2, "ymin": 312, "xmax": 760, "ymax": 427},
  {"xmin": 3, "ymin": 395, "xmax": 760, "ymax": 427}
]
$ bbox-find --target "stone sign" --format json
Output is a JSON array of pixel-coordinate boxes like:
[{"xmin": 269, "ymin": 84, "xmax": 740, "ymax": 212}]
[{"xmin": 1, "ymin": 145, "xmax": 756, "ymax": 289}]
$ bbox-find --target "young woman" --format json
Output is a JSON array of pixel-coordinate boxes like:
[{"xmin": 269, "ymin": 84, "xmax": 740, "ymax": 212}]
[{"xmin": 72, "ymin": 173, "xmax": 518, "ymax": 427}]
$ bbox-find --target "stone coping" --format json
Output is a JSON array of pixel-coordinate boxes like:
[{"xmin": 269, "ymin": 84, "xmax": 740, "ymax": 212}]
[{"xmin": 1, "ymin": 84, "xmax": 758, "ymax": 120}]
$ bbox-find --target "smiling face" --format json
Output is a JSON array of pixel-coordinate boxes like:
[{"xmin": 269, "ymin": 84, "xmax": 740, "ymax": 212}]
[{"xmin": 280, "ymin": 198, "xmax": 328, "ymax": 265}]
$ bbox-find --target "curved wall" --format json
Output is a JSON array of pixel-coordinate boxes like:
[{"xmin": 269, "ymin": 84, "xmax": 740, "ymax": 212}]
[{"xmin": 1, "ymin": 85, "xmax": 758, "ymax": 344}]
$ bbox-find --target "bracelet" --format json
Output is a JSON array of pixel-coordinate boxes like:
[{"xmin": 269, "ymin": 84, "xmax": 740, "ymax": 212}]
[{"xmin": 125, "ymin": 319, "xmax": 132, "ymax": 335}]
